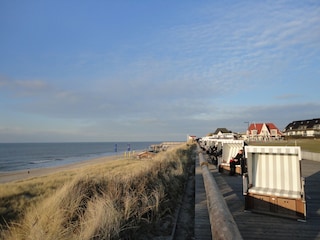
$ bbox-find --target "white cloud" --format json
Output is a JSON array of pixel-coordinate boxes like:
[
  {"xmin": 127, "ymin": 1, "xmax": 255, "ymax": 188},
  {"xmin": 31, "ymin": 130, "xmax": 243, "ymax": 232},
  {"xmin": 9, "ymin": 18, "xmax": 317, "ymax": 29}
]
[{"xmin": 0, "ymin": 78, "xmax": 51, "ymax": 97}]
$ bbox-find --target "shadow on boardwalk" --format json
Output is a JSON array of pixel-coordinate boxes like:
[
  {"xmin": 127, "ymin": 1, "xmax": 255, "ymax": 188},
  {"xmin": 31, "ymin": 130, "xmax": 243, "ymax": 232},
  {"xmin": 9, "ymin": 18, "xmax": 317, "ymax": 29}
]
[{"xmin": 210, "ymin": 159, "xmax": 320, "ymax": 240}]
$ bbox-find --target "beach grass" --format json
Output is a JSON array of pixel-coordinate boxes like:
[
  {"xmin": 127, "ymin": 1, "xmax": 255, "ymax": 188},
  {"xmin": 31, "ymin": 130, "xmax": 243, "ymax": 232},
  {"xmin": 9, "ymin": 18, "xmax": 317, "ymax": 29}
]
[{"xmin": 0, "ymin": 143, "xmax": 195, "ymax": 240}]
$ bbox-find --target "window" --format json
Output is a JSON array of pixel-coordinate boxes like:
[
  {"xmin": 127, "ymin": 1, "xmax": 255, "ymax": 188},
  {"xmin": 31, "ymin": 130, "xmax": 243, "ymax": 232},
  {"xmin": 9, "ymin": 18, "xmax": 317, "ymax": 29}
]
[{"xmin": 271, "ymin": 129, "xmax": 277, "ymax": 136}]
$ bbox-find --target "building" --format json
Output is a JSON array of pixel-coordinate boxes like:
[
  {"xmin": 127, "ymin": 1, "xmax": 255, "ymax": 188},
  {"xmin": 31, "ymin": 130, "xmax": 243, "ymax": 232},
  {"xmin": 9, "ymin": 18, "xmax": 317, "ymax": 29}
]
[
  {"xmin": 283, "ymin": 118, "xmax": 320, "ymax": 137},
  {"xmin": 247, "ymin": 123, "xmax": 282, "ymax": 141},
  {"xmin": 208, "ymin": 128, "xmax": 235, "ymax": 139},
  {"xmin": 187, "ymin": 135, "xmax": 197, "ymax": 142}
]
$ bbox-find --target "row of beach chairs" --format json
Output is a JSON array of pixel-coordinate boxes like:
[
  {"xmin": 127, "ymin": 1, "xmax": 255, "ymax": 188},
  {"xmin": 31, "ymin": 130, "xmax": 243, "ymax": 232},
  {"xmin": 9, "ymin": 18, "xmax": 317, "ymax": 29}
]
[{"xmin": 198, "ymin": 139, "xmax": 306, "ymax": 221}]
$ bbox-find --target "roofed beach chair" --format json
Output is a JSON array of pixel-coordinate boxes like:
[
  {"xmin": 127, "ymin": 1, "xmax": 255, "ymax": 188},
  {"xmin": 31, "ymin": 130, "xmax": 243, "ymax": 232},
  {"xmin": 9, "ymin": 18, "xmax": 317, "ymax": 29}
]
[
  {"xmin": 243, "ymin": 146, "xmax": 306, "ymax": 220},
  {"xmin": 218, "ymin": 140, "xmax": 245, "ymax": 175}
]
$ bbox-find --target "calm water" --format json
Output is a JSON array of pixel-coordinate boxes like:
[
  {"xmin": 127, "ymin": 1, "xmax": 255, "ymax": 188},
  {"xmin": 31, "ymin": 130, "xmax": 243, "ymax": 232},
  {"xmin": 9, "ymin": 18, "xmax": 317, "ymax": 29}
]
[{"xmin": 0, "ymin": 142, "xmax": 160, "ymax": 172}]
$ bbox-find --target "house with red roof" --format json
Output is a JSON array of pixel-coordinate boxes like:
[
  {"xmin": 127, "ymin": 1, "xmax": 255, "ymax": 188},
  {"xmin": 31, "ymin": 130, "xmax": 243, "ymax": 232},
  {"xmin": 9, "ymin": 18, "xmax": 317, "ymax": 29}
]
[{"xmin": 247, "ymin": 123, "xmax": 283, "ymax": 141}]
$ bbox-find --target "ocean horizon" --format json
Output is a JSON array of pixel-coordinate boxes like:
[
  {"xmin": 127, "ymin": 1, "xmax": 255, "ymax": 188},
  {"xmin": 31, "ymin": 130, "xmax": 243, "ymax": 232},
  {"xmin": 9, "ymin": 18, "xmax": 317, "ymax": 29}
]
[{"xmin": 0, "ymin": 141, "xmax": 161, "ymax": 172}]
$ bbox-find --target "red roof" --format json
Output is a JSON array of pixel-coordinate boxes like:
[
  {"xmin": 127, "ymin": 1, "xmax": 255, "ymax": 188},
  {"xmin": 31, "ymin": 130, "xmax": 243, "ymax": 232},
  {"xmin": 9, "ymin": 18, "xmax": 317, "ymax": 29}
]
[{"xmin": 248, "ymin": 123, "xmax": 282, "ymax": 135}]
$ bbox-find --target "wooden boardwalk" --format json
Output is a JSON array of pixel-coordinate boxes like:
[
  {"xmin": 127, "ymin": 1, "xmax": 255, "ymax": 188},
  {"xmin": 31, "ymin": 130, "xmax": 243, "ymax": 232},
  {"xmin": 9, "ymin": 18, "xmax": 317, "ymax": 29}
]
[
  {"xmin": 194, "ymin": 153, "xmax": 212, "ymax": 239},
  {"xmin": 209, "ymin": 159, "xmax": 320, "ymax": 240}
]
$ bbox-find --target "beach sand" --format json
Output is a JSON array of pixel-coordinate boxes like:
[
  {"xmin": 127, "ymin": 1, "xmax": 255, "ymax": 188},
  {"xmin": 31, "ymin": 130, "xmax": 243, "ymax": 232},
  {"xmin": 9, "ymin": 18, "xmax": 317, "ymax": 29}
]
[{"xmin": 0, "ymin": 154, "xmax": 126, "ymax": 184}]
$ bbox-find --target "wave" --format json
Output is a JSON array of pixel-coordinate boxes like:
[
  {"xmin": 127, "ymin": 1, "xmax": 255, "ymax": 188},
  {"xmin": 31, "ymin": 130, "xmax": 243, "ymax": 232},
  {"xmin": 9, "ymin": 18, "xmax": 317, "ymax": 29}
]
[{"xmin": 29, "ymin": 160, "xmax": 53, "ymax": 164}]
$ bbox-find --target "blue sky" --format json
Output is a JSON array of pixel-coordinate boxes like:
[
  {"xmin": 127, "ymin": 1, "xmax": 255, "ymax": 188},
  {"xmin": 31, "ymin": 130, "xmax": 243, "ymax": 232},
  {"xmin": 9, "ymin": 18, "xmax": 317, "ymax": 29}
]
[{"xmin": 0, "ymin": 0, "xmax": 319, "ymax": 142}]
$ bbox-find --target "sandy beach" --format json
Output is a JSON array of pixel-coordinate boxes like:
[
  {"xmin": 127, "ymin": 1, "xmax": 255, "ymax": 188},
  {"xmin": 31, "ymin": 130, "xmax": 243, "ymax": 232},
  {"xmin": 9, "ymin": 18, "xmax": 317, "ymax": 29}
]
[{"xmin": 0, "ymin": 154, "xmax": 125, "ymax": 184}]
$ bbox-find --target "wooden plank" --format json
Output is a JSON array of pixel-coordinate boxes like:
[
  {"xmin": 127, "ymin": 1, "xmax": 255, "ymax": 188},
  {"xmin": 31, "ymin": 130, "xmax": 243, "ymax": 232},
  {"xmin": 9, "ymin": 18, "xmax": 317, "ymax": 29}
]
[
  {"xmin": 210, "ymin": 159, "xmax": 320, "ymax": 240},
  {"xmin": 194, "ymin": 154, "xmax": 212, "ymax": 240}
]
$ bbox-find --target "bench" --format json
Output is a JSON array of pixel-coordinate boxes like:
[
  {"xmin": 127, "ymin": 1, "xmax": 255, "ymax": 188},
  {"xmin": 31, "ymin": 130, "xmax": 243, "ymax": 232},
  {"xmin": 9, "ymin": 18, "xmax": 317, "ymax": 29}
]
[
  {"xmin": 243, "ymin": 146, "xmax": 306, "ymax": 220},
  {"xmin": 218, "ymin": 141, "xmax": 244, "ymax": 174}
]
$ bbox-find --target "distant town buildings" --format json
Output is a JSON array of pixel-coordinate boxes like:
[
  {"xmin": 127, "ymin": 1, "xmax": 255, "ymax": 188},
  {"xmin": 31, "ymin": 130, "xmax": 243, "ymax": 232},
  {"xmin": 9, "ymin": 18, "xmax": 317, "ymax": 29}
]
[
  {"xmin": 199, "ymin": 117, "xmax": 320, "ymax": 142},
  {"xmin": 283, "ymin": 118, "xmax": 320, "ymax": 137}
]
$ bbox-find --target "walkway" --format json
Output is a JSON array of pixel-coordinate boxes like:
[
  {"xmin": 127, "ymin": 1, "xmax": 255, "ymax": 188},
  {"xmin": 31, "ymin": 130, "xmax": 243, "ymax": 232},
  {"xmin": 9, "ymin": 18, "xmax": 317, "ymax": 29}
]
[
  {"xmin": 194, "ymin": 153, "xmax": 212, "ymax": 239},
  {"xmin": 209, "ymin": 159, "xmax": 320, "ymax": 239}
]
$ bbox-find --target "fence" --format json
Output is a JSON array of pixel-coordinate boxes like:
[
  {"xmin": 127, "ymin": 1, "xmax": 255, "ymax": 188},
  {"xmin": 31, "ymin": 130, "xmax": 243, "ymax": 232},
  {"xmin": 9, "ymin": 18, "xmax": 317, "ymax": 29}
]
[{"xmin": 302, "ymin": 151, "xmax": 320, "ymax": 162}]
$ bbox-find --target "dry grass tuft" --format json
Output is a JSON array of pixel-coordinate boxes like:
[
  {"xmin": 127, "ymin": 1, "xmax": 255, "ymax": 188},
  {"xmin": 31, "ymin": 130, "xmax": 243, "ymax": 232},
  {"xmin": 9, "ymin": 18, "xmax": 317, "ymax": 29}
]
[{"xmin": 1, "ymin": 143, "xmax": 195, "ymax": 240}]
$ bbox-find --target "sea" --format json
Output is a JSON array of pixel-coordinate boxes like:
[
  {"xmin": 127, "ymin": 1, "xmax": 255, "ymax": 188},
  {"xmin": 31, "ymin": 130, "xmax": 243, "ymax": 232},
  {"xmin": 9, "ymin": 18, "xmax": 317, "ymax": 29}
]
[{"xmin": 0, "ymin": 142, "xmax": 160, "ymax": 172}]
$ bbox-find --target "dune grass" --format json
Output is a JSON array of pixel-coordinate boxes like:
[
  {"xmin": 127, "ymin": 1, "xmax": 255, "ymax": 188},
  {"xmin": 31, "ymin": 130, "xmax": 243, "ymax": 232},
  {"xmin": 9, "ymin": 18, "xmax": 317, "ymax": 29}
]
[{"xmin": 0, "ymin": 143, "xmax": 195, "ymax": 240}]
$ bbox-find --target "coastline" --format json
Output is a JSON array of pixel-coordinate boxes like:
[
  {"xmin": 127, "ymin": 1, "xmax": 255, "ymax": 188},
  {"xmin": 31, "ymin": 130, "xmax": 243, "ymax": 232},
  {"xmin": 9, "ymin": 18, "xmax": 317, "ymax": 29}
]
[{"xmin": 0, "ymin": 154, "xmax": 125, "ymax": 184}]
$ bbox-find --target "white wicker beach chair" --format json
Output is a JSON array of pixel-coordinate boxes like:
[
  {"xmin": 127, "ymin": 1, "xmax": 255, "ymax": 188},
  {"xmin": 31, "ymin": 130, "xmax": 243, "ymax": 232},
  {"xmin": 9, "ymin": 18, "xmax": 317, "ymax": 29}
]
[{"xmin": 243, "ymin": 146, "xmax": 306, "ymax": 220}]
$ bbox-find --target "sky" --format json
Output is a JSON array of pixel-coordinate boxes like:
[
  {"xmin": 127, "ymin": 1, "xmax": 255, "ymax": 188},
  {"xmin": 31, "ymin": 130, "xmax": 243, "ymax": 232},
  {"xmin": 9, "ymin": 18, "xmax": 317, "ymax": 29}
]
[{"xmin": 0, "ymin": 0, "xmax": 319, "ymax": 142}]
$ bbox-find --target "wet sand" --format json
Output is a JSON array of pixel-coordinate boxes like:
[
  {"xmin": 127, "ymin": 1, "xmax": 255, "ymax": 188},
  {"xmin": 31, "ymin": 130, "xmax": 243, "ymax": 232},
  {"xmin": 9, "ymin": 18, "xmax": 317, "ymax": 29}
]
[{"xmin": 0, "ymin": 154, "xmax": 126, "ymax": 184}]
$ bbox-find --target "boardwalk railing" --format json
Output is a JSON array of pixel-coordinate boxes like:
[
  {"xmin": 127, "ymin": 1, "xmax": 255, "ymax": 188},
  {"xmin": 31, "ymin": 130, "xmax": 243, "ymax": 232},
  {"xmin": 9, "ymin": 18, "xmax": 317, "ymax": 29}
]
[{"xmin": 197, "ymin": 144, "xmax": 243, "ymax": 240}]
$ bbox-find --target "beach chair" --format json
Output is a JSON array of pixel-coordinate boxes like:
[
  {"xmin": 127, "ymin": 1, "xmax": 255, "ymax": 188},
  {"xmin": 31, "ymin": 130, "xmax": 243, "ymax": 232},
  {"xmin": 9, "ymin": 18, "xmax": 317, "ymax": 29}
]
[
  {"xmin": 243, "ymin": 146, "xmax": 306, "ymax": 220},
  {"xmin": 218, "ymin": 141, "xmax": 244, "ymax": 174}
]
